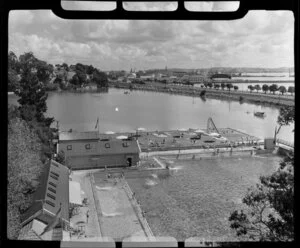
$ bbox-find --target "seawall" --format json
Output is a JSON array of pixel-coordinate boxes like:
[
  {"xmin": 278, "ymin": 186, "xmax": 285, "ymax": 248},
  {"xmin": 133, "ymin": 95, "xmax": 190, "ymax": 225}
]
[{"xmin": 111, "ymin": 83, "xmax": 294, "ymax": 107}]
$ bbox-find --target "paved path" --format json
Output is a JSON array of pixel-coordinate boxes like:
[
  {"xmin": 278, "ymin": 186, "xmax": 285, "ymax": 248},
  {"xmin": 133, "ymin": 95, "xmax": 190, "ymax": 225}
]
[{"xmin": 70, "ymin": 172, "xmax": 102, "ymax": 240}]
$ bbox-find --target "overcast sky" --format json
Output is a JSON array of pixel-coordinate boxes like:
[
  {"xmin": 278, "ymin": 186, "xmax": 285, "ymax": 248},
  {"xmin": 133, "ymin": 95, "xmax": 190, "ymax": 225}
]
[{"xmin": 9, "ymin": 1, "xmax": 294, "ymax": 71}]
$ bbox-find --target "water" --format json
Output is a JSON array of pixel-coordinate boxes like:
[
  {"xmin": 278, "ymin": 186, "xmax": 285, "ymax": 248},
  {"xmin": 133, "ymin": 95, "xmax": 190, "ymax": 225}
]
[
  {"xmin": 126, "ymin": 155, "xmax": 281, "ymax": 241},
  {"xmin": 8, "ymin": 88, "xmax": 294, "ymax": 142}
]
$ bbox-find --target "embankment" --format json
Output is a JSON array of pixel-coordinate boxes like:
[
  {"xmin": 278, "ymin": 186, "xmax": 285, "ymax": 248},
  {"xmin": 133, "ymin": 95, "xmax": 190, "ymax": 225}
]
[{"xmin": 111, "ymin": 83, "xmax": 294, "ymax": 107}]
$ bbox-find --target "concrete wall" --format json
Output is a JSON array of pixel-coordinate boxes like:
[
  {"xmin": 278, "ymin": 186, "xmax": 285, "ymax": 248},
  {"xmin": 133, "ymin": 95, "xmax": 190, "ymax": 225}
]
[
  {"xmin": 140, "ymin": 147, "xmax": 255, "ymax": 159},
  {"xmin": 68, "ymin": 153, "xmax": 139, "ymax": 170}
]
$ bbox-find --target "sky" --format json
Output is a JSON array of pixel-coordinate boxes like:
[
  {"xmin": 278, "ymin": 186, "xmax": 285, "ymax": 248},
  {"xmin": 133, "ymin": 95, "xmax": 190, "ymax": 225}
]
[{"xmin": 8, "ymin": 1, "xmax": 294, "ymax": 71}]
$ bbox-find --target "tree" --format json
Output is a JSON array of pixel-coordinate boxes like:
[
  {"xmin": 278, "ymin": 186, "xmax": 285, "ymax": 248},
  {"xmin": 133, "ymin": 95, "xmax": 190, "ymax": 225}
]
[
  {"xmin": 15, "ymin": 62, "xmax": 51, "ymax": 124},
  {"xmin": 92, "ymin": 69, "xmax": 108, "ymax": 88},
  {"xmin": 214, "ymin": 84, "xmax": 220, "ymax": 90},
  {"xmin": 262, "ymin": 84, "xmax": 269, "ymax": 94},
  {"xmin": 278, "ymin": 86, "xmax": 287, "ymax": 95},
  {"xmin": 62, "ymin": 63, "xmax": 69, "ymax": 71},
  {"xmin": 226, "ymin": 83, "xmax": 233, "ymax": 91},
  {"xmin": 221, "ymin": 82, "xmax": 226, "ymax": 90},
  {"xmin": 70, "ymin": 70, "xmax": 87, "ymax": 86},
  {"xmin": 18, "ymin": 52, "xmax": 53, "ymax": 84},
  {"xmin": 248, "ymin": 85, "xmax": 254, "ymax": 93},
  {"xmin": 274, "ymin": 106, "xmax": 295, "ymax": 140},
  {"xmin": 254, "ymin": 84, "xmax": 261, "ymax": 93},
  {"xmin": 207, "ymin": 82, "xmax": 213, "ymax": 89},
  {"xmin": 287, "ymin": 86, "xmax": 294, "ymax": 96},
  {"xmin": 8, "ymin": 68, "xmax": 19, "ymax": 92},
  {"xmin": 8, "ymin": 51, "xmax": 21, "ymax": 73},
  {"xmin": 8, "ymin": 112, "xmax": 44, "ymax": 239},
  {"xmin": 234, "ymin": 85, "xmax": 239, "ymax": 91},
  {"xmin": 229, "ymin": 107, "xmax": 294, "ymax": 241},
  {"xmin": 269, "ymin": 84, "xmax": 278, "ymax": 95}
]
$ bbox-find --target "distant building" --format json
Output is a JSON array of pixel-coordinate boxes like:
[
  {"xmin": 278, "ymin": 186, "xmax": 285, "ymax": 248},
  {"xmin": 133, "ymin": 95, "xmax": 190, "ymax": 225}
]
[
  {"xmin": 182, "ymin": 75, "xmax": 205, "ymax": 84},
  {"xmin": 172, "ymin": 71, "xmax": 187, "ymax": 78},
  {"xmin": 210, "ymin": 74, "xmax": 231, "ymax": 81},
  {"xmin": 127, "ymin": 73, "xmax": 137, "ymax": 80},
  {"xmin": 57, "ymin": 131, "xmax": 141, "ymax": 170},
  {"xmin": 19, "ymin": 160, "xmax": 69, "ymax": 240},
  {"xmin": 140, "ymin": 74, "xmax": 155, "ymax": 81}
]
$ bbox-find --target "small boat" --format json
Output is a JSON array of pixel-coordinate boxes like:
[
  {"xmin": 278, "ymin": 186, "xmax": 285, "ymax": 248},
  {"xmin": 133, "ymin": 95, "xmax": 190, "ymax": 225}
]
[
  {"xmin": 124, "ymin": 91, "xmax": 129, "ymax": 94},
  {"xmin": 254, "ymin": 112, "xmax": 265, "ymax": 117}
]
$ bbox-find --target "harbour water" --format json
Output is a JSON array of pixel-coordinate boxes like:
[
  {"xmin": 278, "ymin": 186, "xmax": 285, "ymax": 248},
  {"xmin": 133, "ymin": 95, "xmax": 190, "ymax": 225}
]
[{"xmin": 8, "ymin": 88, "xmax": 294, "ymax": 142}]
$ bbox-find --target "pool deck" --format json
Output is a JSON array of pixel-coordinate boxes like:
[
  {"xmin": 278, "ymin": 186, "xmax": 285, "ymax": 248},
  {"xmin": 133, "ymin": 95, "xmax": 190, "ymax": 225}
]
[
  {"xmin": 101, "ymin": 127, "xmax": 263, "ymax": 153},
  {"xmin": 70, "ymin": 170, "xmax": 154, "ymax": 241}
]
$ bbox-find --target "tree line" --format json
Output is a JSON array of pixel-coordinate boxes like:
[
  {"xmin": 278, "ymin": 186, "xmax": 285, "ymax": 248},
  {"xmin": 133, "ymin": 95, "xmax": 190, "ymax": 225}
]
[
  {"xmin": 199, "ymin": 82, "xmax": 294, "ymax": 95},
  {"xmin": 8, "ymin": 51, "xmax": 108, "ymax": 92}
]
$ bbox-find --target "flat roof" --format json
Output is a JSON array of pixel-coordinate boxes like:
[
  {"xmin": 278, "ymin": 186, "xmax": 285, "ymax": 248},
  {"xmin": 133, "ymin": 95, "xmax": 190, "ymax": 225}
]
[{"xmin": 59, "ymin": 131, "xmax": 99, "ymax": 141}]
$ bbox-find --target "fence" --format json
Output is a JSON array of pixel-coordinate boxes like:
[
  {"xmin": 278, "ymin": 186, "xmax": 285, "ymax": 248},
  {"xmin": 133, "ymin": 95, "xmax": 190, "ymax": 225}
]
[{"xmin": 276, "ymin": 139, "xmax": 294, "ymax": 148}]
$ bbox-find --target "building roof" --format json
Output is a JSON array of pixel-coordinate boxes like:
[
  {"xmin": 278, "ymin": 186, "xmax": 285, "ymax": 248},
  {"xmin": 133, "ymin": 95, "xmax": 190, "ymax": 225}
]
[
  {"xmin": 59, "ymin": 131, "xmax": 99, "ymax": 141},
  {"xmin": 21, "ymin": 160, "xmax": 69, "ymax": 226},
  {"xmin": 18, "ymin": 219, "xmax": 63, "ymax": 240},
  {"xmin": 210, "ymin": 73, "xmax": 231, "ymax": 79}
]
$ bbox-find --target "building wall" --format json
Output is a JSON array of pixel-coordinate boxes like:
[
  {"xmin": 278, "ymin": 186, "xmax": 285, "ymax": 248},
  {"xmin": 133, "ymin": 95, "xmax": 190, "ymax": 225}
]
[
  {"xmin": 68, "ymin": 153, "xmax": 139, "ymax": 170},
  {"xmin": 58, "ymin": 140, "xmax": 99, "ymax": 157}
]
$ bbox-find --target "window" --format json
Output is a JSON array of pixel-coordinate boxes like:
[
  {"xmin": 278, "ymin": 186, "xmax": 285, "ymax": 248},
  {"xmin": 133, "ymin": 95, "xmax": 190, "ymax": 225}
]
[
  {"xmin": 45, "ymin": 200, "xmax": 55, "ymax": 207},
  {"xmin": 48, "ymin": 187, "xmax": 56, "ymax": 194},
  {"xmin": 85, "ymin": 144, "xmax": 91, "ymax": 149},
  {"xmin": 105, "ymin": 143, "xmax": 110, "ymax": 148},
  {"xmin": 50, "ymin": 171, "xmax": 59, "ymax": 178},
  {"xmin": 48, "ymin": 181, "xmax": 57, "ymax": 188},
  {"xmin": 123, "ymin": 142, "xmax": 129, "ymax": 147},
  {"xmin": 47, "ymin": 193, "xmax": 56, "ymax": 200},
  {"xmin": 52, "ymin": 162, "xmax": 59, "ymax": 168},
  {"xmin": 50, "ymin": 174, "xmax": 58, "ymax": 181},
  {"xmin": 67, "ymin": 145, "xmax": 72, "ymax": 150}
]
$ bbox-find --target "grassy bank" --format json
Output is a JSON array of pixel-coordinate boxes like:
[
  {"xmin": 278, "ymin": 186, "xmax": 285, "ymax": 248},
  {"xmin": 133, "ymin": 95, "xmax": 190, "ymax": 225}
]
[{"xmin": 111, "ymin": 83, "xmax": 294, "ymax": 107}]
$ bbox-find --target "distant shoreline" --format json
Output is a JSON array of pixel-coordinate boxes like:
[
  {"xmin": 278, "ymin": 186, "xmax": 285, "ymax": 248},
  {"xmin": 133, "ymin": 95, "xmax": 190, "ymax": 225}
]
[{"xmin": 111, "ymin": 83, "xmax": 294, "ymax": 108}]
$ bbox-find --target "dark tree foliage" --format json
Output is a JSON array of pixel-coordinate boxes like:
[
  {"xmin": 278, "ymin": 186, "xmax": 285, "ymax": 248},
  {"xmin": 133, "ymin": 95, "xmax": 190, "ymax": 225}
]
[
  {"xmin": 8, "ymin": 68, "xmax": 19, "ymax": 92},
  {"xmin": 234, "ymin": 85, "xmax": 239, "ymax": 91},
  {"xmin": 287, "ymin": 86, "xmax": 294, "ymax": 95},
  {"xmin": 229, "ymin": 106, "xmax": 294, "ymax": 241},
  {"xmin": 262, "ymin": 84, "xmax": 269, "ymax": 94},
  {"xmin": 269, "ymin": 84, "xmax": 279, "ymax": 94},
  {"xmin": 278, "ymin": 86, "xmax": 287, "ymax": 95},
  {"xmin": 248, "ymin": 85, "xmax": 254, "ymax": 92},
  {"xmin": 15, "ymin": 63, "xmax": 50, "ymax": 123},
  {"xmin": 254, "ymin": 84, "xmax": 261, "ymax": 92},
  {"xmin": 226, "ymin": 83, "xmax": 233, "ymax": 91},
  {"xmin": 92, "ymin": 69, "xmax": 108, "ymax": 88},
  {"xmin": 8, "ymin": 107, "xmax": 45, "ymax": 239}
]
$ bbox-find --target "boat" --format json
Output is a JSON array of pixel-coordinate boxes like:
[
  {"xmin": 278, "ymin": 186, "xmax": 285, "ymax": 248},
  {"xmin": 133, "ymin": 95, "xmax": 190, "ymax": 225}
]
[
  {"xmin": 254, "ymin": 112, "xmax": 266, "ymax": 117},
  {"xmin": 124, "ymin": 91, "xmax": 129, "ymax": 94}
]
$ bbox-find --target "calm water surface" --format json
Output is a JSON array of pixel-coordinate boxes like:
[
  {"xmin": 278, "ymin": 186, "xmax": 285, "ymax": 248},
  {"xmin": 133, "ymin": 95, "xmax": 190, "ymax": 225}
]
[
  {"xmin": 8, "ymin": 88, "xmax": 294, "ymax": 142},
  {"xmin": 126, "ymin": 155, "xmax": 281, "ymax": 241}
]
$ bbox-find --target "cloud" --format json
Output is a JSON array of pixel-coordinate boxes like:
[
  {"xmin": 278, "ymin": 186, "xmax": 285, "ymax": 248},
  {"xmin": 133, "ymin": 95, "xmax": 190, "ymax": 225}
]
[
  {"xmin": 8, "ymin": 10, "xmax": 294, "ymax": 70},
  {"xmin": 123, "ymin": 2, "xmax": 177, "ymax": 11}
]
